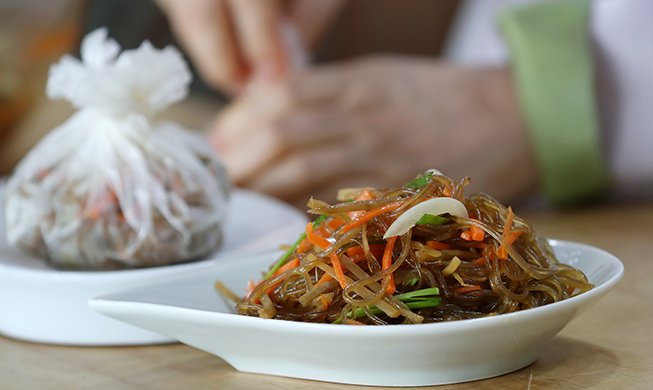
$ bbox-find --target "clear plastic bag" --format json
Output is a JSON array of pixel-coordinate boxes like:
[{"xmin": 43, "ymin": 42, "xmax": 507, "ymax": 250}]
[{"xmin": 4, "ymin": 28, "xmax": 229, "ymax": 270}]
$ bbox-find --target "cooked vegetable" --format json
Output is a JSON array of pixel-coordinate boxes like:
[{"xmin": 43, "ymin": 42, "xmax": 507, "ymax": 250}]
[{"xmin": 224, "ymin": 171, "xmax": 593, "ymax": 325}]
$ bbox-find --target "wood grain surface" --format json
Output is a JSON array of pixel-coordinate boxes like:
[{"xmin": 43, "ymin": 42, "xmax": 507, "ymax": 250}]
[{"xmin": 1, "ymin": 201, "xmax": 651, "ymax": 389}]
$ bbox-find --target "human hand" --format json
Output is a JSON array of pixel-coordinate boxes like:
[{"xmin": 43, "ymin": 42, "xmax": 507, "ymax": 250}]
[
  {"xmin": 156, "ymin": 0, "xmax": 347, "ymax": 94},
  {"xmin": 211, "ymin": 56, "xmax": 538, "ymax": 207}
]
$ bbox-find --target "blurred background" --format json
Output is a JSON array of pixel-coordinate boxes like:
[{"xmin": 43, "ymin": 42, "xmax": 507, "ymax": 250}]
[{"xmin": 0, "ymin": 0, "xmax": 460, "ymax": 175}]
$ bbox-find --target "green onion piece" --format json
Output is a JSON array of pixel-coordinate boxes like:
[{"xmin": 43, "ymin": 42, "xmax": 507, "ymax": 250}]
[
  {"xmin": 332, "ymin": 298, "xmax": 441, "ymax": 324},
  {"xmin": 407, "ymin": 277, "xmax": 420, "ymax": 287},
  {"xmin": 332, "ymin": 287, "xmax": 440, "ymax": 323},
  {"xmin": 264, "ymin": 214, "xmax": 329, "ymax": 279},
  {"xmin": 395, "ymin": 287, "xmax": 440, "ymax": 300},
  {"xmin": 415, "ymin": 214, "xmax": 451, "ymax": 226},
  {"xmin": 405, "ymin": 171, "xmax": 433, "ymax": 189},
  {"xmin": 402, "ymin": 299, "xmax": 442, "ymax": 310}
]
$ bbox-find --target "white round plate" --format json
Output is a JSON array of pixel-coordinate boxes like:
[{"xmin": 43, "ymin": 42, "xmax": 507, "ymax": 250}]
[
  {"xmin": 90, "ymin": 240, "xmax": 623, "ymax": 386},
  {"xmin": 0, "ymin": 188, "xmax": 307, "ymax": 346}
]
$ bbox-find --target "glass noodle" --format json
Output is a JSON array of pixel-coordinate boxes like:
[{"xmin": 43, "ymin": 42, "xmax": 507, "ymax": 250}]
[{"xmin": 221, "ymin": 172, "xmax": 593, "ymax": 325}]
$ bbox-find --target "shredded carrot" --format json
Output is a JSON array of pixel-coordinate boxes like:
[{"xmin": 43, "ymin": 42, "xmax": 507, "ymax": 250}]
[
  {"xmin": 472, "ymin": 257, "xmax": 486, "ymax": 265},
  {"xmin": 305, "ymin": 222, "xmax": 348, "ymax": 288},
  {"xmin": 497, "ymin": 207, "xmax": 522, "ymax": 260},
  {"xmin": 245, "ymin": 279, "xmax": 257, "ymax": 299},
  {"xmin": 347, "ymin": 190, "xmax": 375, "ymax": 219},
  {"xmin": 504, "ymin": 207, "xmax": 515, "ymax": 235},
  {"xmin": 264, "ymin": 258, "xmax": 302, "ymax": 295},
  {"xmin": 273, "ymin": 258, "xmax": 300, "ymax": 277},
  {"xmin": 330, "ymin": 253, "xmax": 348, "ymax": 289},
  {"xmin": 296, "ymin": 237, "xmax": 313, "ymax": 254},
  {"xmin": 345, "ymin": 244, "xmax": 385, "ymax": 259},
  {"xmin": 496, "ymin": 232, "xmax": 523, "ymax": 259},
  {"xmin": 382, "ymin": 236, "xmax": 398, "ymax": 294},
  {"xmin": 313, "ymin": 226, "xmax": 331, "ymax": 238},
  {"xmin": 470, "ymin": 225, "xmax": 485, "ymax": 241},
  {"xmin": 453, "ymin": 285, "xmax": 482, "ymax": 294},
  {"xmin": 461, "ymin": 223, "xmax": 485, "ymax": 242},
  {"xmin": 315, "ymin": 272, "xmax": 332, "ymax": 286},
  {"xmin": 298, "ymin": 217, "xmax": 344, "ymax": 254},
  {"xmin": 342, "ymin": 202, "xmax": 403, "ymax": 233},
  {"xmin": 426, "ymin": 241, "xmax": 452, "ymax": 250},
  {"xmin": 305, "ymin": 223, "xmax": 331, "ymax": 250},
  {"xmin": 325, "ymin": 217, "xmax": 346, "ymax": 232},
  {"xmin": 442, "ymin": 186, "xmax": 452, "ymax": 197}
]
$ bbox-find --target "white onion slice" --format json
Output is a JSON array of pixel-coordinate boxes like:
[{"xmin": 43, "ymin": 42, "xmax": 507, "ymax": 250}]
[{"xmin": 383, "ymin": 197, "xmax": 468, "ymax": 239}]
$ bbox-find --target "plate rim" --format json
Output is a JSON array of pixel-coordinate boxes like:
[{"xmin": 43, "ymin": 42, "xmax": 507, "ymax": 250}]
[{"xmin": 90, "ymin": 239, "xmax": 624, "ymax": 335}]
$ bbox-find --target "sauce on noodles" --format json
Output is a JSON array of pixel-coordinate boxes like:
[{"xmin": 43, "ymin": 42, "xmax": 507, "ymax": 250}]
[{"xmin": 217, "ymin": 172, "xmax": 593, "ymax": 325}]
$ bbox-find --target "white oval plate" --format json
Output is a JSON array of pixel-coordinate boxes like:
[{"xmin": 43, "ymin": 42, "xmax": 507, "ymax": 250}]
[
  {"xmin": 0, "ymin": 188, "xmax": 307, "ymax": 346},
  {"xmin": 90, "ymin": 240, "xmax": 623, "ymax": 386}
]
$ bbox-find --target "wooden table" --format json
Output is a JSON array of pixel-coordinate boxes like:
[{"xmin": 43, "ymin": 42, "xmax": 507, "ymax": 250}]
[{"xmin": 1, "ymin": 201, "xmax": 651, "ymax": 390}]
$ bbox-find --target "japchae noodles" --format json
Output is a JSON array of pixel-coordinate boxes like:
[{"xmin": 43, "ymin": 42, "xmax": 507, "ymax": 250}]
[{"xmin": 218, "ymin": 171, "xmax": 593, "ymax": 325}]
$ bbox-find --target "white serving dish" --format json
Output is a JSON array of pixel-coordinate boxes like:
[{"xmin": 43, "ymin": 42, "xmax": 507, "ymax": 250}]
[
  {"xmin": 0, "ymin": 188, "xmax": 307, "ymax": 346},
  {"xmin": 90, "ymin": 240, "xmax": 623, "ymax": 387}
]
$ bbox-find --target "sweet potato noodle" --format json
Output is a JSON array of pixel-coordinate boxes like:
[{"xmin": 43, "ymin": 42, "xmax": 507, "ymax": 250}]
[{"xmin": 231, "ymin": 173, "xmax": 593, "ymax": 325}]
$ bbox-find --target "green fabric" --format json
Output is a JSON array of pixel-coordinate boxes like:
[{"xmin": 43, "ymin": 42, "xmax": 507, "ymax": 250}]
[{"xmin": 499, "ymin": 0, "xmax": 609, "ymax": 205}]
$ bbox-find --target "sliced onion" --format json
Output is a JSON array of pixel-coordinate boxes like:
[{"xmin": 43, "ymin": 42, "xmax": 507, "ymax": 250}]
[
  {"xmin": 383, "ymin": 197, "xmax": 468, "ymax": 239},
  {"xmin": 441, "ymin": 256, "xmax": 462, "ymax": 277}
]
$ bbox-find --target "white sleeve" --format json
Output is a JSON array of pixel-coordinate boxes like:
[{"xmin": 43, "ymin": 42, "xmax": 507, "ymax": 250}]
[
  {"xmin": 443, "ymin": 0, "xmax": 543, "ymax": 67},
  {"xmin": 592, "ymin": 0, "xmax": 653, "ymax": 197},
  {"xmin": 446, "ymin": 0, "xmax": 653, "ymax": 197}
]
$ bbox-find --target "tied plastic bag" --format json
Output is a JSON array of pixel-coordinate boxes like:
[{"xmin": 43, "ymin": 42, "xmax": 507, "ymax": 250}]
[{"xmin": 4, "ymin": 28, "xmax": 229, "ymax": 270}]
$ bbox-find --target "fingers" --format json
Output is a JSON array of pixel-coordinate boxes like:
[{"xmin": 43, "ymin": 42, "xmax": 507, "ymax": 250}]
[
  {"xmin": 157, "ymin": 0, "xmax": 246, "ymax": 94},
  {"xmin": 242, "ymin": 143, "xmax": 358, "ymax": 201},
  {"xmin": 290, "ymin": 0, "xmax": 349, "ymax": 48},
  {"xmin": 213, "ymin": 104, "xmax": 358, "ymax": 183},
  {"xmin": 227, "ymin": 0, "xmax": 286, "ymax": 82},
  {"xmin": 288, "ymin": 65, "xmax": 349, "ymax": 105}
]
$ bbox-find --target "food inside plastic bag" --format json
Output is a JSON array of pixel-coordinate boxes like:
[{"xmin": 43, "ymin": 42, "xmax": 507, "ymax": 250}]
[{"xmin": 4, "ymin": 28, "xmax": 229, "ymax": 270}]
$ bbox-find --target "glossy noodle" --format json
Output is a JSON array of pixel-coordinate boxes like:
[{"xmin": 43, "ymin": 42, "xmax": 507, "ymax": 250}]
[{"xmin": 224, "ymin": 172, "xmax": 593, "ymax": 325}]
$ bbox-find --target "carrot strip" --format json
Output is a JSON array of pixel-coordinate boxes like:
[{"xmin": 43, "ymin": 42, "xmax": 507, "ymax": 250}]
[
  {"xmin": 245, "ymin": 279, "xmax": 258, "ymax": 299},
  {"xmin": 330, "ymin": 253, "xmax": 347, "ymax": 289},
  {"xmin": 273, "ymin": 258, "xmax": 300, "ymax": 277},
  {"xmin": 341, "ymin": 202, "xmax": 403, "ymax": 233},
  {"xmin": 504, "ymin": 207, "xmax": 515, "ymax": 235},
  {"xmin": 497, "ymin": 207, "xmax": 517, "ymax": 260},
  {"xmin": 426, "ymin": 241, "xmax": 452, "ymax": 250},
  {"xmin": 264, "ymin": 258, "xmax": 302, "ymax": 295},
  {"xmin": 315, "ymin": 272, "xmax": 332, "ymax": 286},
  {"xmin": 453, "ymin": 285, "xmax": 482, "ymax": 294},
  {"xmin": 325, "ymin": 217, "xmax": 346, "ymax": 232},
  {"xmin": 347, "ymin": 190, "xmax": 375, "ymax": 219},
  {"xmin": 305, "ymin": 223, "xmax": 331, "ymax": 250},
  {"xmin": 382, "ymin": 236, "xmax": 398, "ymax": 294},
  {"xmin": 472, "ymin": 257, "xmax": 486, "ymax": 265},
  {"xmin": 296, "ymin": 237, "xmax": 312, "ymax": 254},
  {"xmin": 470, "ymin": 225, "xmax": 485, "ymax": 241},
  {"xmin": 306, "ymin": 222, "xmax": 347, "ymax": 288},
  {"xmin": 345, "ymin": 244, "xmax": 385, "ymax": 259},
  {"xmin": 442, "ymin": 186, "xmax": 452, "ymax": 197},
  {"xmin": 461, "ymin": 222, "xmax": 485, "ymax": 242}
]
